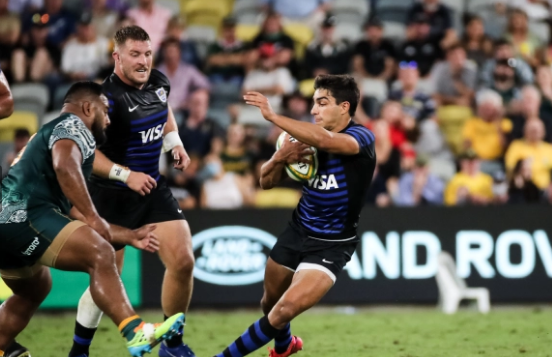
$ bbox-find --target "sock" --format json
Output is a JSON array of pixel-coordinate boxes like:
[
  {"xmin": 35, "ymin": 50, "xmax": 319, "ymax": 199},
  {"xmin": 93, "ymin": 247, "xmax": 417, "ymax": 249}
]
[
  {"xmin": 274, "ymin": 323, "xmax": 292, "ymax": 353},
  {"xmin": 164, "ymin": 314, "xmax": 184, "ymax": 348},
  {"xmin": 69, "ymin": 288, "xmax": 103, "ymax": 357},
  {"xmin": 68, "ymin": 322, "xmax": 97, "ymax": 356},
  {"xmin": 119, "ymin": 315, "xmax": 144, "ymax": 342},
  {"xmin": 216, "ymin": 316, "xmax": 281, "ymax": 357}
]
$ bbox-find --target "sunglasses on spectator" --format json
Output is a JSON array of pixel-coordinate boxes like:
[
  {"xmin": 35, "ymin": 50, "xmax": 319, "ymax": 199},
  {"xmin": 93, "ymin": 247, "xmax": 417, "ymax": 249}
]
[{"xmin": 399, "ymin": 61, "xmax": 418, "ymax": 69}]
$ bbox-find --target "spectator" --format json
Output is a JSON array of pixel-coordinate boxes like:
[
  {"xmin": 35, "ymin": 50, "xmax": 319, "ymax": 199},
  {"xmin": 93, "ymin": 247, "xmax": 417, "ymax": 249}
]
[
  {"xmin": 304, "ymin": 14, "xmax": 350, "ymax": 78},
  {"xmin": 61, "ymin": 12, "xmax": 110, "ymax": 81},
  {"xmin": 393, "ymin": 155, "xmax": 444, "ymax": 206},
  {"xmin": 490, "ymin": 58, "xmax": 523, "ymax": 113},
  {"xmin": 179, "ymin": 90, "xmax": 224, "ymax": 158},
  {"xmin": 169, "ymin": 154, "xmax": 202, "ymax": 206},
  {"xmin": 205, "ymin": 16, "xmax": 246, "ymax": 85},
  {"xmin": 89, "ymin": 0, "xmax": 119, "ymax": 40},
  {"xmin": 11, "ymin": 11, "xmax": 61, "ymax": 83},
  {"xmin": 398, "ymin": 13, "xmax": 443, "ymax": 77},
  {"xmin": 126, "ymin": 0, "xmax": 172, "ymax": 53},
  {"xmin": 2, "ymin": 129, "xmax": 31, "ymax": 172},
  {"xmin": 0, "ymin": 0, "xmax": 21, "ymax": 72},
  {"xmin": 462, "ymin": 90, "xmax": 512, "ymax": 175},
  {"xmin": 156, "ymin": 38, "xmax": 210, "ymax": 113},
  {"xmin": 509, "ymin": 85, "xmax": 552, "ymax": 143},
  {"xmin": 242, "ymin": 44, "xmax": 294, "ymax": 111},
  {"xmin": 460, "ymin": 15, "xmax": 493, "ymax": 68},
  {"xmin": 282, "ymin": 91, "xmax": 313, "ymax": 122},
  {"xmin": 508, "ymin": 0, "xmax": 551, "ymax": 21},
  {"xmin": 507, "ymin": 158, "xmax": 542, "ymax": 204},
  {"xmin": 432, "ymin": 43, "xmax": 477, "ymax": 107},
  {"xmin": 504, "ymin": 8, "xmax": 542, "ymax": 66},
  {"xmin": 22, "ymin": 0, "xmax": 76, "ymax": 48},
  {"xmin": 260, "ymin": 0, "xmax": 330, "ymax": 31},
  {"xmin": 200, "ymin": 155, "xmax": 255, "ymax": 209},
  {"xmin": 535, "ymin": 67, "xmax": 552, "ymax": 136},
  {"xmin": 353, "ymin": 17, "xmax": 395, "ymax": 81},
  {"xmin": 389, "ymin": 61, "xmax": 436, "ymax": 122},
  {"xmin": 9, "ymin": 0, "xmax": 43, "ymax": 14},
  {"xmin": 479, "ymin": 39, "xmax": 534, "ymax": 89},
  {"xmin": 505, "ymin": 119, "xmax": 552, "ymax": 189},
  {"xmin": 156, "ymin": 15, "xmax": 201, "ymax": 68},
  {"xmin": 406, "ymin": 0, "xmax": 456, "ymax": 47},
  {"xmin": 220, "ymin": 123, "xmax": 254, "ymax": 176},
  {"xmin": 444, "ymin": 150, "xmax": 494, "ymax": 206}
]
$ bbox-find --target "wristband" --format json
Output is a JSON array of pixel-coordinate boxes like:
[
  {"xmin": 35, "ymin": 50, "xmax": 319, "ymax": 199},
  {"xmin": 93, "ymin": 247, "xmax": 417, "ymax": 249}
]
[
  {"xmin": 108, "ymin": 164, "xmax": 131, "ymax": 183},
  {"xmin": 162, "ymin": 131, "xmax": 183, "ymax": 153}
]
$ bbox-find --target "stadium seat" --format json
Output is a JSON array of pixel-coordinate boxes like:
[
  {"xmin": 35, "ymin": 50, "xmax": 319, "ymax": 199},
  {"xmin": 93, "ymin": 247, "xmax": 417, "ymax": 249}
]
[
  {"xmin": 232, "ymin": 0, "xmax": 260, "ymax": 24},
  {"xmin": 255, "ymin": 188, "xmax": 301, "ymax": 208},
  {"xmin": 361, "ymin": 78, "xmax": 388, "ymax": 103},
  {"xmin": 529, "ymin": 21, "xmax": 550, "ymax": 45},
  {"xmin": 0, "ymin": 111, "xmax": 38, "ymax": 142},
  {"xmin": 186, "ymin": 25, "xmax": 218, "ymax": 43},
  {"xmin": 383, "ymin": 21, "xmax": 406, "ymax": 42},
  {"xmin": 11, "ymin": 83, "xmax": 49, "ymax": 122},
  {"xmin": 439, "ymin": 0, "xmax": 466, "ymax": 15},
  {"xmin": 332, "ymin": 0, "xmax": 370, "ymax": 18},
  {"xmin": 237, "ymin": 105, "xmax": 270, "ymax": 127},
  {"xmin": 41, "ymin": 111, "xmax": 60, "ymax": 125},
  {"xmin": 299, "ymin": 79, "xmax": 315, "ymax": 98},
  {"xmin": 436, "ymin": 251, "xmax": 490, "ymax": 314},
  {"xmin": 183, "ymin": 0, "xmax": 230, "ymax": 29},
  {"xmin": 333, "ymin": 23, "xmax": 362, "ymax": 43},
  {"xmin": 375, "ymin": 0, "xmax": 413, "ymax": 23},
  {"xmin": 235, "ymin": 23, "xmax": 260, "ymax": 42},
  {"xmin": 467, "ymin": 0, "xmax": 496, "ymax": 13},
  {"xmin": 158, "ymin": 0, "xmax": 180, "ymax": 14},
  {"xmin": 283, "ymin": 23, "xmax": 314, "ymax": 59}
]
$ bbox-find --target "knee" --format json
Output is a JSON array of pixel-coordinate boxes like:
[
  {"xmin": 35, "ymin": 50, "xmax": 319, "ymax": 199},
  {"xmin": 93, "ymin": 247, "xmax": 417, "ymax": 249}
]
[
  {"xmin": 86, "ymin": 235, "xmax": 116, "ymax": 271},
  {"xmin": 166, "ymin": 249, "xmax": 194, "ymax": 276},
  {"xmin": 270, "ymin": 299, "xmax": 300, "ymax": 327},
  {"xmin": 260, "ymin": 294, "xmax": 278, "ymax": 315}
]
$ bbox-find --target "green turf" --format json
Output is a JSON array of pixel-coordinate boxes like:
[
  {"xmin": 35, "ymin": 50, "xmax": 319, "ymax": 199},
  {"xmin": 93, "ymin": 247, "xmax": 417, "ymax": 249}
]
[{"xmin": 15, "ymin": 307, "xmax": 552, "ymax": 357}]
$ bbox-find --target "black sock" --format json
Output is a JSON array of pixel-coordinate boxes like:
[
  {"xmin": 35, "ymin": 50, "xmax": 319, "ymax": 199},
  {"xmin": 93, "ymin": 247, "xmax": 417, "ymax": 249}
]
[
  {"xmin": 68, "ymin": 321, "xmax": 97, "ymax": 357},
  {"xmin": 164, "ymin": 314, "xmax": 184, "ymax": 348},
  {"xmin": 216, "ymin": 315, "xmax": 281, "ymax": 357}
]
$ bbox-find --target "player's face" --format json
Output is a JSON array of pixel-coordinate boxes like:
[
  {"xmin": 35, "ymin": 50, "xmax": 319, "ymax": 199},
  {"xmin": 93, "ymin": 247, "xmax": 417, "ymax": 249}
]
[
  {"xmin": 115, "ymin": 39, "xmax": 153, "ymax": 87},
  {"xmin": 91, "ymin": 94, "xmax": 111, "ymax": 145},
  {"xmin": 311, "ymin": 89, "xmax": 347, "ymax": 131}
]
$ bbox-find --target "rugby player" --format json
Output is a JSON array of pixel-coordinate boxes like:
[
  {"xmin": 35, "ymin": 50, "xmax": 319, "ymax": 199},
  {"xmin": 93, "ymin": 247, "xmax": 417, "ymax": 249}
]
[
  {"xmin": 0, "ymin": 69, "xmax": 13, "ymax": 119},
  {"xmin": 0, "ymin": 81, "xmax": 185, "ymax": 357},
  {"xmin": 67, "ymin": 26, "xmax": 196, "ymax": 357},
  {"xmin": 214, "ymin": 74, "xmax": 376, "ymax": 357}
]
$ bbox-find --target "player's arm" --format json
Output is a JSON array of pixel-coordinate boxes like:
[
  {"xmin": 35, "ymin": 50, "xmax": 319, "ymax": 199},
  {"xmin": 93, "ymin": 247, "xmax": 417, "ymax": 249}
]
[
  {"xmin": 244, "ymin": 92, "xmax": 360, "ymax": 155},
  {"xmin": 0, "ymin": 70, "xmax": 14, "ymax": 119},
  {"xmin": 163, "ymin": 105, "xmax": 190, "ymax": 170},
  {"xmin": 92, "ymin": 149, "xmax": 157, "ymax": 196},
  {"xmin": 52, "ymin": 140, "xmax": 112, "ymax": 241},
  {"xmin": 260, "ymin": 139, "xmax": 314, "ymax": 190}
]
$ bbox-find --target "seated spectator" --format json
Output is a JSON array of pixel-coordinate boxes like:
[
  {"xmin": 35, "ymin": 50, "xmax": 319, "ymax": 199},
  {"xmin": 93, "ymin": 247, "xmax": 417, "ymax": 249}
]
[
  {"xmin": 432, "ymin": 44, "xmax": 477, "ymax": 107},
  {"xmin": 0, "ymin": 0, "xmax": 21, "ymax": 73},
  {"xmin": 489, "ymin": 58, "xmax": 523, "ymax": 114},
  {"xmin": 242, "ymin": 44, "xmax": 294, "ymax": 111},
  {"xmin": 11, "ymin": 12, "xmax": 61, "ymax": 83},
  {"xmin": 179, "ymin": 90, "xmax": 224, "ymax": 158},
  {"xmin": 393, "ymin": 155, "xmax": 444, "ymax": 206},
  {"xmin": 399, "ymin": 13, "xmax": 443, "ymax": 77},
  {"xmin": 445, "ymin": 150, "xmax": 494, "ymax": 206},
  {"xmin": 282, "ymin": 91, "xmax": 313, "ymax": 122},
  {"xmin": 406, "ymin": 0, "xmax": 456, "ymax": 47},
  {"xmin": 504, "ymin": 8, "xmax": 542, "ymax": 67},
  {"xmin": 461, "ymin": 15, "xmax": 493, "ymax": 69},
  {"xmin": 126, "ymin": 0, "xmax": 172, "ymax": 53},
  {"xmin": 389, "ymin": 61, "xmax": 436, "ymax": 122},
  {"xmin": 61, "ymin": 12, "xmax": 110, "ymax": 81},
  {"xmin": 260, "ymin": 0, "xmax": 330, "ymax": 31},
  {"xmin": 89, "ymin": 0, "xmax": 118, "ymax": 39},
  {"xmin": 2, "ymin": 129, "xmax": 30, "ymax": 173},
  {"xmin": 21, "ymin": 0, "xmax": 76, "ymax": 49},
  {"xmin": 156, "ymin": 15, "xmax": 201, "ymax": 68},
  {"xmin": 220, "ymin": 123, "xmax": 254, "ymax": 176},
  {"xmin": 506, "ymin": 119, "xmax": 552, "ymax": 190},
  {"xmin": 510, "ymin": 85, "xmax": 552, "ymax": 143},
  {"xmin": 353, "ymin": 18, "xmax": 395, "ymax": 81},
  {"xmin": 508, "ymin": 0, "xmax": 551, "ymax": 21},
  {"xmin": 479, "ymin": 39, "xmax": 534, "ymax": 89},
  {"xmin": 200, "ymin": 156, "xmax": 255, "ymax": 209},
  {"xmin": 462, "ymin": 90, "xmax": 512, "ymax": 175},
  {"xmin": 507, "ymin": 158, "xmax": 542, "ymax": 204},
  {"xmin": 205, "ymin": 16, "xmax": 246, "ymax": 85},
  {"xmin": 535, "ymin": 67, "xmax": 552, "ymax": 138},
  {"xmin": 156, "ymin": 38, "xmax": 210, "ymax": 113},
  {"xmin": 304, "ymin": 14, "xmax": 350, "ymax": 78}
]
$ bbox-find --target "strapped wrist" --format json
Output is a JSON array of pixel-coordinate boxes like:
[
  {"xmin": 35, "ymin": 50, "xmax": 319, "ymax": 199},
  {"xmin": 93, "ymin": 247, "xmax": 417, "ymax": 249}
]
[
  {"xmin": 108, "ymin": 164, "xmax": 131, "ymax": 183},
  {"xmin": 162, "ymin": 131, "xmax": 183, "ymax": 153}
]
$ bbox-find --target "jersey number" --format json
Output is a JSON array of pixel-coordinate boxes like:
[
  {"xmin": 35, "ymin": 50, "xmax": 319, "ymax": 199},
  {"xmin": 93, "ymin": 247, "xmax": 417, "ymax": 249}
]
[{"xmin": 11, "ymin": 133, "xmax": 36, "ymax": 167}]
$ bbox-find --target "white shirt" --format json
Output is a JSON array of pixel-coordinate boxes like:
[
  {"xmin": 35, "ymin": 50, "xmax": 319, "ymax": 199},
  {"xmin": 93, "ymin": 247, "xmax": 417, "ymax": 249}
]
[
  {"xmin": 507, "ymin": 0, "xmax": 552, "ymax": 20},
  {"xmin": 243, "ymin": 67, "xmax": 294, "ymax": 110},
  {"xmin": 204, "ymin": 173, "xmax": 244, "ymax": 209},
  {"xmin": 61, "ymin": 37, "xmax": 110, "ymax": 77}
]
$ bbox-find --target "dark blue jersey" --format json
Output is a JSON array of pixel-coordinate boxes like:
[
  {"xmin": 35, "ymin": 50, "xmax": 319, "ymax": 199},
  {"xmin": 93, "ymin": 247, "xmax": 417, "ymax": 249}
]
[
  {"xmin": 90, "ymin": 69, "xmax": 170, "ymax": 189},
  {"xmin": 293, "ymin": 121, "xmax": 376, "ymax": 241}
]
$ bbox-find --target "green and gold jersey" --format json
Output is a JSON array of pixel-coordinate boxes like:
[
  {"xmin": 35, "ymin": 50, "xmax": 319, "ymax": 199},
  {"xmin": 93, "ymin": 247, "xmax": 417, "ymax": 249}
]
[{"xmin": 0, "ymin": 113, "xmax": 96, "ymax": 224}]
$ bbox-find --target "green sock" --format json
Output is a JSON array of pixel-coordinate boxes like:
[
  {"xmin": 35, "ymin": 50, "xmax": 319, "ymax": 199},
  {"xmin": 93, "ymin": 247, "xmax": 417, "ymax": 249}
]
[{"xmin": 119, "ymin": 315, "xmax": 144, "ymax": 342}]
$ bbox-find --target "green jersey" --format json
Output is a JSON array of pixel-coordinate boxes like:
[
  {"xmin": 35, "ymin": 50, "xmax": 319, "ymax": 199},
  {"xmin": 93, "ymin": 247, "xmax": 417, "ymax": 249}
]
[{"xmin": 0, "ymin": 113, "xmax": 96, "ymax": 224}]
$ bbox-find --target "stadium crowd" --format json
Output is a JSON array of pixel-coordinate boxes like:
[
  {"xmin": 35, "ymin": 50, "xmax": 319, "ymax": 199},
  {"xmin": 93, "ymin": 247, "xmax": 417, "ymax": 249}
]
[{"xmin": 3, "ymin": 0, "xmax": 552, "ymax": 208}]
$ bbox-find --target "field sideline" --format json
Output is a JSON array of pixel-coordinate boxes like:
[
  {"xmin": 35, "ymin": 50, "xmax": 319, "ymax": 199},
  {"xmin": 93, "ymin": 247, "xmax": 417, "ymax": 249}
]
[{"xmin": 16, "ymin": 306, "xmax": 552, "ymax": 357}]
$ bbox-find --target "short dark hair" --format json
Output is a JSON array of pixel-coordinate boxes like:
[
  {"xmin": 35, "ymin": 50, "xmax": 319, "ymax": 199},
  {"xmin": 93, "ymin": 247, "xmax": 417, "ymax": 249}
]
[
  {"xmin": 114, "ymin": 25, "xmax": 150, "ymax": 48},
  {"xmin": 314, "ymin": 74, "xmax": 359, "ymax": 117},
  {"xmin": 494, "ymin": 38, "xmax": 512, "ymax": 50},
  {"xmin": 160, "ymin": 37, "xmax": 181, "ymax": 52},
  {"xmin": 446, "ymin": 42, "xmax": 465, "ymax": 54},
  {"xmin": 63, "ymin": 81, "xmax": 103, "ymax": 104}
]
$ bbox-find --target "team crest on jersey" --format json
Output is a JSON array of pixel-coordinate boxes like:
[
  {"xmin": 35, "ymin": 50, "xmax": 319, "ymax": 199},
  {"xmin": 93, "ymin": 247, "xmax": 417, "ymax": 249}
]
[{"xmin": 155, "ymin": 88, "xmax": 167, "ymax": 103}]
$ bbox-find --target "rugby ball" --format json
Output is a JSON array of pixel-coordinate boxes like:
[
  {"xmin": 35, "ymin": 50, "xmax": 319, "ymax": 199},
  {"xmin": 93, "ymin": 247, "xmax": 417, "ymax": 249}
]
[{"xmin": 275, "ymin": 132, "xmax": 318, "ymax": 182}]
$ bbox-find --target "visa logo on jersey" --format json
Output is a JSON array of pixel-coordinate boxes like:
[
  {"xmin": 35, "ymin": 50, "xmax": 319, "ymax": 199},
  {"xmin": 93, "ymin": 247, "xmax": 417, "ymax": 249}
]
[
  {"xmin": 140, "ymin": 123, "xmax": 166, "ymax": 144},
  {"xmin": 307, "ymin": 174, "xmax": 339, "ymax": 190}
]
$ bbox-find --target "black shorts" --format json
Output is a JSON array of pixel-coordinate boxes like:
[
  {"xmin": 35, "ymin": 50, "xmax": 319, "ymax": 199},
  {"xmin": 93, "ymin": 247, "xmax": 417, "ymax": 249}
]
[
  {"xmin": 269, "ymin": 221, "xmax": 357, "ymax": 282},
  {"xmin": 89, "ymin": 176, "xmax": 185, "ymax": 250}
]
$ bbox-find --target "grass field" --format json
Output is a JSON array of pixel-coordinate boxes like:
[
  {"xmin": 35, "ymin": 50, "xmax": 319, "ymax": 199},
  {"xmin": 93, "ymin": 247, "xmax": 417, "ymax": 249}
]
[{"xmin": 15, "ymin": 306, "xmax": 552, "ymax": 357}]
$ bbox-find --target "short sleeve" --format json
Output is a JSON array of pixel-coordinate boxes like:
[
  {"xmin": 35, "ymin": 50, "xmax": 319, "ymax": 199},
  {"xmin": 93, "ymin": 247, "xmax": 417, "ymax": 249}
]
[
  {"xmin": 343, "ymin": 125, "xmax": 375, "ymax": 157},
  {"xmin": 48, "ymin": 117, "xmax": 96, "ymax": 164}
]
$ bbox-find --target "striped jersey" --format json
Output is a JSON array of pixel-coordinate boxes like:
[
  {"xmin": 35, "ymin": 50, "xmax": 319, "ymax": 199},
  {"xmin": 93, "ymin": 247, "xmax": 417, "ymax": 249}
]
[
  {"xmin": 293, "ymin": 121, "xmax": 376, "ymax": 241},
  {"xmin": 90, "ymin": 69, "xmax": 170, "ymax": 189}
]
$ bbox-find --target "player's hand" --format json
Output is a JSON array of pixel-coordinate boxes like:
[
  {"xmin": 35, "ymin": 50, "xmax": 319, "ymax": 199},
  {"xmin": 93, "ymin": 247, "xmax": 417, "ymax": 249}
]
[
  {"xmin": 172, "ymin": 145, "xmax": 190, "ymax": 171},
  {"xmin": 86, "ymin": 216, "xmax": 112, "ymax": 243},
  {"xmin": 127, "ymin": 171, "xmax": 157, "ymax": 196},
  {"xmin": 131, "ymin": 224, "xmax": 159, "ymax": 253},
  {"xmin": 244, "ymin": 91, "xmax": 277, "ymax": 122},
  {"xmin": 276, "ymin": 137, "xmax": 314, "ymax": 165}
]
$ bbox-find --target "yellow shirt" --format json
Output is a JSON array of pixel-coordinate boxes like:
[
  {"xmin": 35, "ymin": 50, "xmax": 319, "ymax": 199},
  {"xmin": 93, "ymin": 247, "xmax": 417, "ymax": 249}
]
[
  {"xmin": 462, "ymin": 117, "xmax": 512, "ymax": 160},
  {"xmin": 505, "ymin": 140, "xmax": 552, "ymax": 189},
  {"xmin": 444, "ymin": 172, "xmax": 494, "ymax": 206}
]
